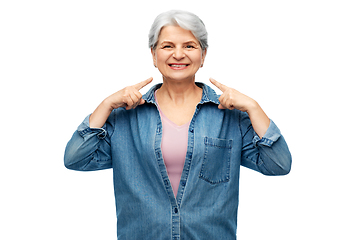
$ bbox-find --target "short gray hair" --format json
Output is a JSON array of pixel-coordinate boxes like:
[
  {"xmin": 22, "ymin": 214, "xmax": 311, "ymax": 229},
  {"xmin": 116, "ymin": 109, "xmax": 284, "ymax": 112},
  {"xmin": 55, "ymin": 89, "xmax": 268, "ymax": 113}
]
[{"xmin": 148, "ymin": 10, "xmax": 208, "ymax": 51}]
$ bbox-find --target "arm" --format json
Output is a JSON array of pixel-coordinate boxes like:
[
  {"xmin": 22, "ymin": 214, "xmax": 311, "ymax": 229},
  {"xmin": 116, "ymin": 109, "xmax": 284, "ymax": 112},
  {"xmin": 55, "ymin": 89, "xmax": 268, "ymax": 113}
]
[
  {"xmin": 240, "ymin": 114, "xmax": 292, "ymax": 175},
  {"xmin": 64, "ymin": 114, "xmax": 113, "ymax": 171},
  {"xmin": 209, "ymin": 78, "xmax": 291, "ymax": 175},
  {"xmin": 64, "ymin": 77, "xmax": 153, "ymax": 171}
]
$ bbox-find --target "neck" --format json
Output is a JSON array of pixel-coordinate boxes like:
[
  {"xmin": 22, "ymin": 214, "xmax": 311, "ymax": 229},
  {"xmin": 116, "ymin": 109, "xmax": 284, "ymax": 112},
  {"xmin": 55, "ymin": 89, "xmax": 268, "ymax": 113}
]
[{"xmin": 157, "ymin": 77, "xmax": 202, "ymax": 105}]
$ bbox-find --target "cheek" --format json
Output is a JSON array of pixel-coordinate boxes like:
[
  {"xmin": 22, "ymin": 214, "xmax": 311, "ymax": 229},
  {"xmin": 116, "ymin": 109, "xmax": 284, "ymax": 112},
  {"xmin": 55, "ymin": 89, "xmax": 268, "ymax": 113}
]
[
  {"xmin": 190, "ymin": 51, "xmax": 203, "ymax": 63},
  {"xmin": 192, "ymin": 55, "xmax": 203, "ymax": 65},
  {"xmin": 155, "ymin": 51, "xmax": 170, "ymax": 64},
  {"xmin": 157, "ymin": 55, "xmax": 167, "ymax": 64}
]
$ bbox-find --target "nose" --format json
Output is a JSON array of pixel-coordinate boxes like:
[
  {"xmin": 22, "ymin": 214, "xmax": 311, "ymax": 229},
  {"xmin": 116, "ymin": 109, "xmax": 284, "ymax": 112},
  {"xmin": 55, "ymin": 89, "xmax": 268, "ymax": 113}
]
[{"xmin": 172, "ymin": 47, "xmax": 185, "ymax": 60}]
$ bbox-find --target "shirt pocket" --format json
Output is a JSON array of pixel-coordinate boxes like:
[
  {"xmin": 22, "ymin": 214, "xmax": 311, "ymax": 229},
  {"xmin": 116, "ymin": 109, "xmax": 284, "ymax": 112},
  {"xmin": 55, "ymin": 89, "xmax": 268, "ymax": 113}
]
[{"xmin": 199, "ymin": 137, "xmax": 233, "ymax": 184}]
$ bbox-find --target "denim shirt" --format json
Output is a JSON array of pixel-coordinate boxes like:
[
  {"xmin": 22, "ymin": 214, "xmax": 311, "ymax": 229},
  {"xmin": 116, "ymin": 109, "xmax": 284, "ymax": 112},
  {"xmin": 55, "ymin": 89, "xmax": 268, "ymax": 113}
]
[{"xmin": 64, "ymin": 83, "xmax": 292, "ymax": 240}]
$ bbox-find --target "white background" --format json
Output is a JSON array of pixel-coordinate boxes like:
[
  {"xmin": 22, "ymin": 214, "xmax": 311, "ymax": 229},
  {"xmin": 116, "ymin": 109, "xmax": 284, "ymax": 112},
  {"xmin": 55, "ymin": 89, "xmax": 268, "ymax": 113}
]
[{"xmin": 1, "ymin": 0, "xmax": 359, "ymax": 239}]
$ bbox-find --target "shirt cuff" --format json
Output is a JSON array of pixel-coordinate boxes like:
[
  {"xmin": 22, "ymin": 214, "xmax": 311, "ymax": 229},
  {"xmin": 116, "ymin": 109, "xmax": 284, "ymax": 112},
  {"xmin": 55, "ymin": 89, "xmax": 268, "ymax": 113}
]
[
  {"xmin": 77, "ymin": 114, "xmax": 107, "ymax": 139},
  {"xmin": 252, "ymin": 119, "xmax": 281, "ymax": 147}
]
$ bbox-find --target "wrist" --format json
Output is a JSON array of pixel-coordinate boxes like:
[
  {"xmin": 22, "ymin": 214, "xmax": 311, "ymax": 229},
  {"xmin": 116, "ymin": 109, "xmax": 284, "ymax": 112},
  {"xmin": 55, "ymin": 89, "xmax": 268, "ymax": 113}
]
[
  {"xmin": 89, "ymin": 99, "xmax": 113, "ymax": 128},
  {"xmin": 246, "ymin": 101, "xmax": 270, "ymax": 138},
  {"xmin": 102, "ymin": 97, "xmax": 116, "ymax": 111},
  {"xmin": 243, "ymin": 100, "xmax": 259, "ymax": 114}
]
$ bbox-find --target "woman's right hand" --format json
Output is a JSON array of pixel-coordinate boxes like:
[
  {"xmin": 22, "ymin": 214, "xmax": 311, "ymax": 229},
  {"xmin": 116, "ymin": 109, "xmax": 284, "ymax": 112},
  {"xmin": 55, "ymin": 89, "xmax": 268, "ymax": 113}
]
[
  {"xmin": 89, "ymin": 77, "xmax": 153, "ymax": 128},
  {"xmin": 105, "ymin": 77, "xmax": 153, "ymax": 110}
]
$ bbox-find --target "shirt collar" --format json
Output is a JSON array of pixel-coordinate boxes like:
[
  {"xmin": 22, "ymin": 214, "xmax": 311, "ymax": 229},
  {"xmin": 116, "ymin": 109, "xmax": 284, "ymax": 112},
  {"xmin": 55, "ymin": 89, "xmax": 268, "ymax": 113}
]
[{"xmin": 143, "ymin": 82, "xmax": 220, "ymax": 105}]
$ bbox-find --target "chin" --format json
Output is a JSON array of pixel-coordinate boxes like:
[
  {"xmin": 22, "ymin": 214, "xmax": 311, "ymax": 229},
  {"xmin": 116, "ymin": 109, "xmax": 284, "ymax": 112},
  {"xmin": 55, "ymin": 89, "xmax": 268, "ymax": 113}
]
[
  {"xmin": 162, "ymin": 71, "xmax": 197, "ymax": 82},
  {"xmin": 164, "ymin": 76, "xmax": 196, "ymax": 82}
]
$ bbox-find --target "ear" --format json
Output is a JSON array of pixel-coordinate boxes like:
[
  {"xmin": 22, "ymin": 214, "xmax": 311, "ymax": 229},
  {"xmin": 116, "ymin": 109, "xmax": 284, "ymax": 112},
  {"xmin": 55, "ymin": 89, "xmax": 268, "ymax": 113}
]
[
  {"xmin": 151, "ymin": 48, "xmax": 157, "ymax": 67},
  {"xmin": 201, "ymin": 48, "xmax": 207, "ymax": 67}
]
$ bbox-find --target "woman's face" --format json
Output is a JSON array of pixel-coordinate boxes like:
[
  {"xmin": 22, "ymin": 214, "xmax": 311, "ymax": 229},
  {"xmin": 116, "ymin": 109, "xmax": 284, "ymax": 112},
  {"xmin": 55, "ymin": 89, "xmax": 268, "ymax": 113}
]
[{"xmin": 152, "ymin": 25, "xmax": 206, "ymax": 83}]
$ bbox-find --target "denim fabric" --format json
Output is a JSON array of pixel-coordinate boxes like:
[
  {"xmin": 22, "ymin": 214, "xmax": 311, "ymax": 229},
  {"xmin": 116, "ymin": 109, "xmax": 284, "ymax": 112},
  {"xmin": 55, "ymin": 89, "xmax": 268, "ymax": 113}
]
[{"xmin": 64, "ymin": 82, "xmax": 292, "ymax": 240}]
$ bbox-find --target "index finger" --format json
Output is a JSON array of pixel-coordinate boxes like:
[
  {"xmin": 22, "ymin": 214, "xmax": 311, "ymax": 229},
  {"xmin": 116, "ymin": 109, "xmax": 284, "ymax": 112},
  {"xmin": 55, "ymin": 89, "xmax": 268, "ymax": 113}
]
[
  {"xmin": 133, "ymin": 77, "xmax": 153, "ymax": 90},
  {"xmin": 209, "ymin": 78, "xmax": 228, "ymax": 92}
]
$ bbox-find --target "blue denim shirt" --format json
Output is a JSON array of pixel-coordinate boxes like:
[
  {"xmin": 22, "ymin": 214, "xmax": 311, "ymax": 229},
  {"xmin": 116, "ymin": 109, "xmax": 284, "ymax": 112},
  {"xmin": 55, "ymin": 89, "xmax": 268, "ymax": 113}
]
[{"xmin": 64, "ymin": 83, "xmax": 291, "ymax": 240}]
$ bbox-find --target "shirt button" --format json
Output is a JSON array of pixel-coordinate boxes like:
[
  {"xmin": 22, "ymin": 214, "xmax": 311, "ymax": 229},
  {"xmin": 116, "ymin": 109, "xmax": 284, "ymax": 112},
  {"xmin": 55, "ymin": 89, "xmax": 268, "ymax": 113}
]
[
  {"xmin": 174, "ymin": 208, "xmax": 178, "ymax": 214},
  {"xmin": 181, "ymin": 181, "xmax": 186, "ymax": 186},
  {"xmin": 189, "ymin": 128, "xmax": 194, "ymax": 133}
]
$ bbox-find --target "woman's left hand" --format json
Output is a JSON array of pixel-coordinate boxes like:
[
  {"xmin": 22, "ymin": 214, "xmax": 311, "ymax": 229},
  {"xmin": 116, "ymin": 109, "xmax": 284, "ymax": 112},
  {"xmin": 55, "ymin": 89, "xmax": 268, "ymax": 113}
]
[
  {"xmin": 209, "ymin": 78, "xmax": 257, "ymax": 112},
  {"xmin": 209, "ymin": 78, "xmax": 270, "ymax": 138}
]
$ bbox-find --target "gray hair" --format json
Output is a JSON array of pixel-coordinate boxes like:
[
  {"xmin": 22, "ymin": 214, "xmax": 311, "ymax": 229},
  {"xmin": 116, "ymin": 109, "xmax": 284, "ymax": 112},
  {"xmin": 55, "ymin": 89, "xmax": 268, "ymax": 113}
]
[{"xmin": 148, "ymin": 10, "xmax": 208, "ymax": 51}]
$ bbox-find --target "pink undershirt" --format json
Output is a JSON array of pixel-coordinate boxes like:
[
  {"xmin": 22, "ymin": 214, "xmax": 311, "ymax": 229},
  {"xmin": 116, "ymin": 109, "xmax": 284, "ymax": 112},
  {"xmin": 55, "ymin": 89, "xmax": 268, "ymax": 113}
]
[{"xmin": 155, "ymin": 90, "xmax": 190, "ymax": 197}]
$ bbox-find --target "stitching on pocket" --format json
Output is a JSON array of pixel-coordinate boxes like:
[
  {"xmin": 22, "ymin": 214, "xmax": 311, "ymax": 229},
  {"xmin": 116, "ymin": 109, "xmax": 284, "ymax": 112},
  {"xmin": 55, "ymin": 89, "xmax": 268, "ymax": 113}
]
[{"xmin": 199, "ymin": 137, "xmax": 232, "ymax": 184}]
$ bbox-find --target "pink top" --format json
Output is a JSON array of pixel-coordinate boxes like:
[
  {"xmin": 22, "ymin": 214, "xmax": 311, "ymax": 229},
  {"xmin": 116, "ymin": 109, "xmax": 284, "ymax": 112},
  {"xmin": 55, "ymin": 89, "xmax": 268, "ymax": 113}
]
[{"xmin": 155, "ymin": 91, "xmax": 190, "ymax": 197}]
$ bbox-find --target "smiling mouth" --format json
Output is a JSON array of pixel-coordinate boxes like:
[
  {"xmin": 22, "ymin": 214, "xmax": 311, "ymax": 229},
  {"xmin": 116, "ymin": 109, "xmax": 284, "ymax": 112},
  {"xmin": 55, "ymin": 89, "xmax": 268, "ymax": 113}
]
[{"xmin": 169, "ymin": 64, "xmax": 189, "ymax": 68}]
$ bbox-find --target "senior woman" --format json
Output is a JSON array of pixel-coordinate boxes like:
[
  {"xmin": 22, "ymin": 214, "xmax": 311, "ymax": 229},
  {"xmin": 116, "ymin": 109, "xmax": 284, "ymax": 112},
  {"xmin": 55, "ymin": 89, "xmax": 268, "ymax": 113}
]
[{"xmin": 64, "ymin": 10, "xmax": 291, "ymax": 240}]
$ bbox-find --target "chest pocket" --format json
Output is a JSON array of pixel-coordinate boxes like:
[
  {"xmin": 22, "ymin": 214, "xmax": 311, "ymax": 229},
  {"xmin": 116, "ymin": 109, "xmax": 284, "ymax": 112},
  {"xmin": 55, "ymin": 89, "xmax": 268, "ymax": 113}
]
[{"xmin": 199, "ymin": 137, "xmax": 232, "ymax": 184}]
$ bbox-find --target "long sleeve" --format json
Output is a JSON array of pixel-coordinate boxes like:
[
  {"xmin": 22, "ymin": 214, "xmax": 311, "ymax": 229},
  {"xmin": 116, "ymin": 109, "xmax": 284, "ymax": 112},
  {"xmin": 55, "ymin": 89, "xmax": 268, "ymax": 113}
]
[
  {"xmin": 239, "ymin": 113, "xmax": 292, "ymax": 175},
  {"xmin": 64, "ymin": 114, "xmax": 114, "ymax": 171}
]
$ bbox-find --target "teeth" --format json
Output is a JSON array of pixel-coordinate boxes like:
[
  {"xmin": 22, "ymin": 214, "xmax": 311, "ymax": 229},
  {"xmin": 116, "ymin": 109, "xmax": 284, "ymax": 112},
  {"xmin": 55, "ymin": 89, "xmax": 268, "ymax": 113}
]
[{"xmin": 170, "ymin": 64, "xmax": 187, "ymax": 67}]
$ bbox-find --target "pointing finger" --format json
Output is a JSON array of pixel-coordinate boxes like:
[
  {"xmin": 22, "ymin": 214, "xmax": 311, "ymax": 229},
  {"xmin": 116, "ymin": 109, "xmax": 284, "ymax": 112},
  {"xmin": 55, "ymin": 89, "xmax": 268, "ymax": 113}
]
[
  {"xmin": 133, "ymin": 77, "xmax": 153, "ymax": 91},
  {"xmin": 209, "ymin": 78, "xmax": 228, "ymax": 92}
]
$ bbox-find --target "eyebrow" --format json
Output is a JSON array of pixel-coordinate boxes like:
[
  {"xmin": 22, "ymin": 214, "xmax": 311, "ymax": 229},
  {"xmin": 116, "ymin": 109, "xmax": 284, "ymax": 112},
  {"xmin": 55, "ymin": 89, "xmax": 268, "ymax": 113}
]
[
  {"xmin": 159, "ymin": 41, "xmax": 173, "ymax": 45},
  {"xmin": 184, "ymin": 41, "xmax": 198, "ymax": 45}
]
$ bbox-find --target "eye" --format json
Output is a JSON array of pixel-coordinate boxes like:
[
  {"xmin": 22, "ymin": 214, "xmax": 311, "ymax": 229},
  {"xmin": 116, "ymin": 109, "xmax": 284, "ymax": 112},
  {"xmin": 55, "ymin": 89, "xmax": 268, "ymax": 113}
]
[
  {"xmin": 185, "ymin": 45, "xmax": 195, "ymax": 49},
  {"xmin": 162, "ymin": 45, "xmax": 172, "ymax": 49}
]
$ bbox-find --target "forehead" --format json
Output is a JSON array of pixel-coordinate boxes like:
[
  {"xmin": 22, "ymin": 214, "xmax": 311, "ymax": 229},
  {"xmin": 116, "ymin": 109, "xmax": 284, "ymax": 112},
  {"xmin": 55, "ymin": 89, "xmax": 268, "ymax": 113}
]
[{"xmin": 158, "ymin": 25, "xmax": 199, "ymax": 43}]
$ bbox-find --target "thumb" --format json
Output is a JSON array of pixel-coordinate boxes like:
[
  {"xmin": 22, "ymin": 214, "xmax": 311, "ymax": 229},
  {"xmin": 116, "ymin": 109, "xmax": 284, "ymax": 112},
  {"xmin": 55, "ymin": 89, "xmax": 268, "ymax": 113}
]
[
  {"xmin": 139, "ymin": 98, "xmax": 146, "ymax": 105},
  {"xmin": 218, "ymin": 104, "xmax": 226, "ymax": 109}
]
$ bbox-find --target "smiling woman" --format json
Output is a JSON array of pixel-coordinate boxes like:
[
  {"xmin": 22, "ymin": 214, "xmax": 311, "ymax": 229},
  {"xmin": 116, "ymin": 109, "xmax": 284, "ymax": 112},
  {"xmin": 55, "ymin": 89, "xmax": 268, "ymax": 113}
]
[
  {"xmin": 64, "ymin": 9, "xmax": 292, "ymax": 240},
  {"xmin": 151, "ymin": 25, "xmax": 206, "ymax": 83},
  {"xmin": 151, "ymin": 25, "xmax": 204, "ymax": 126}
]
